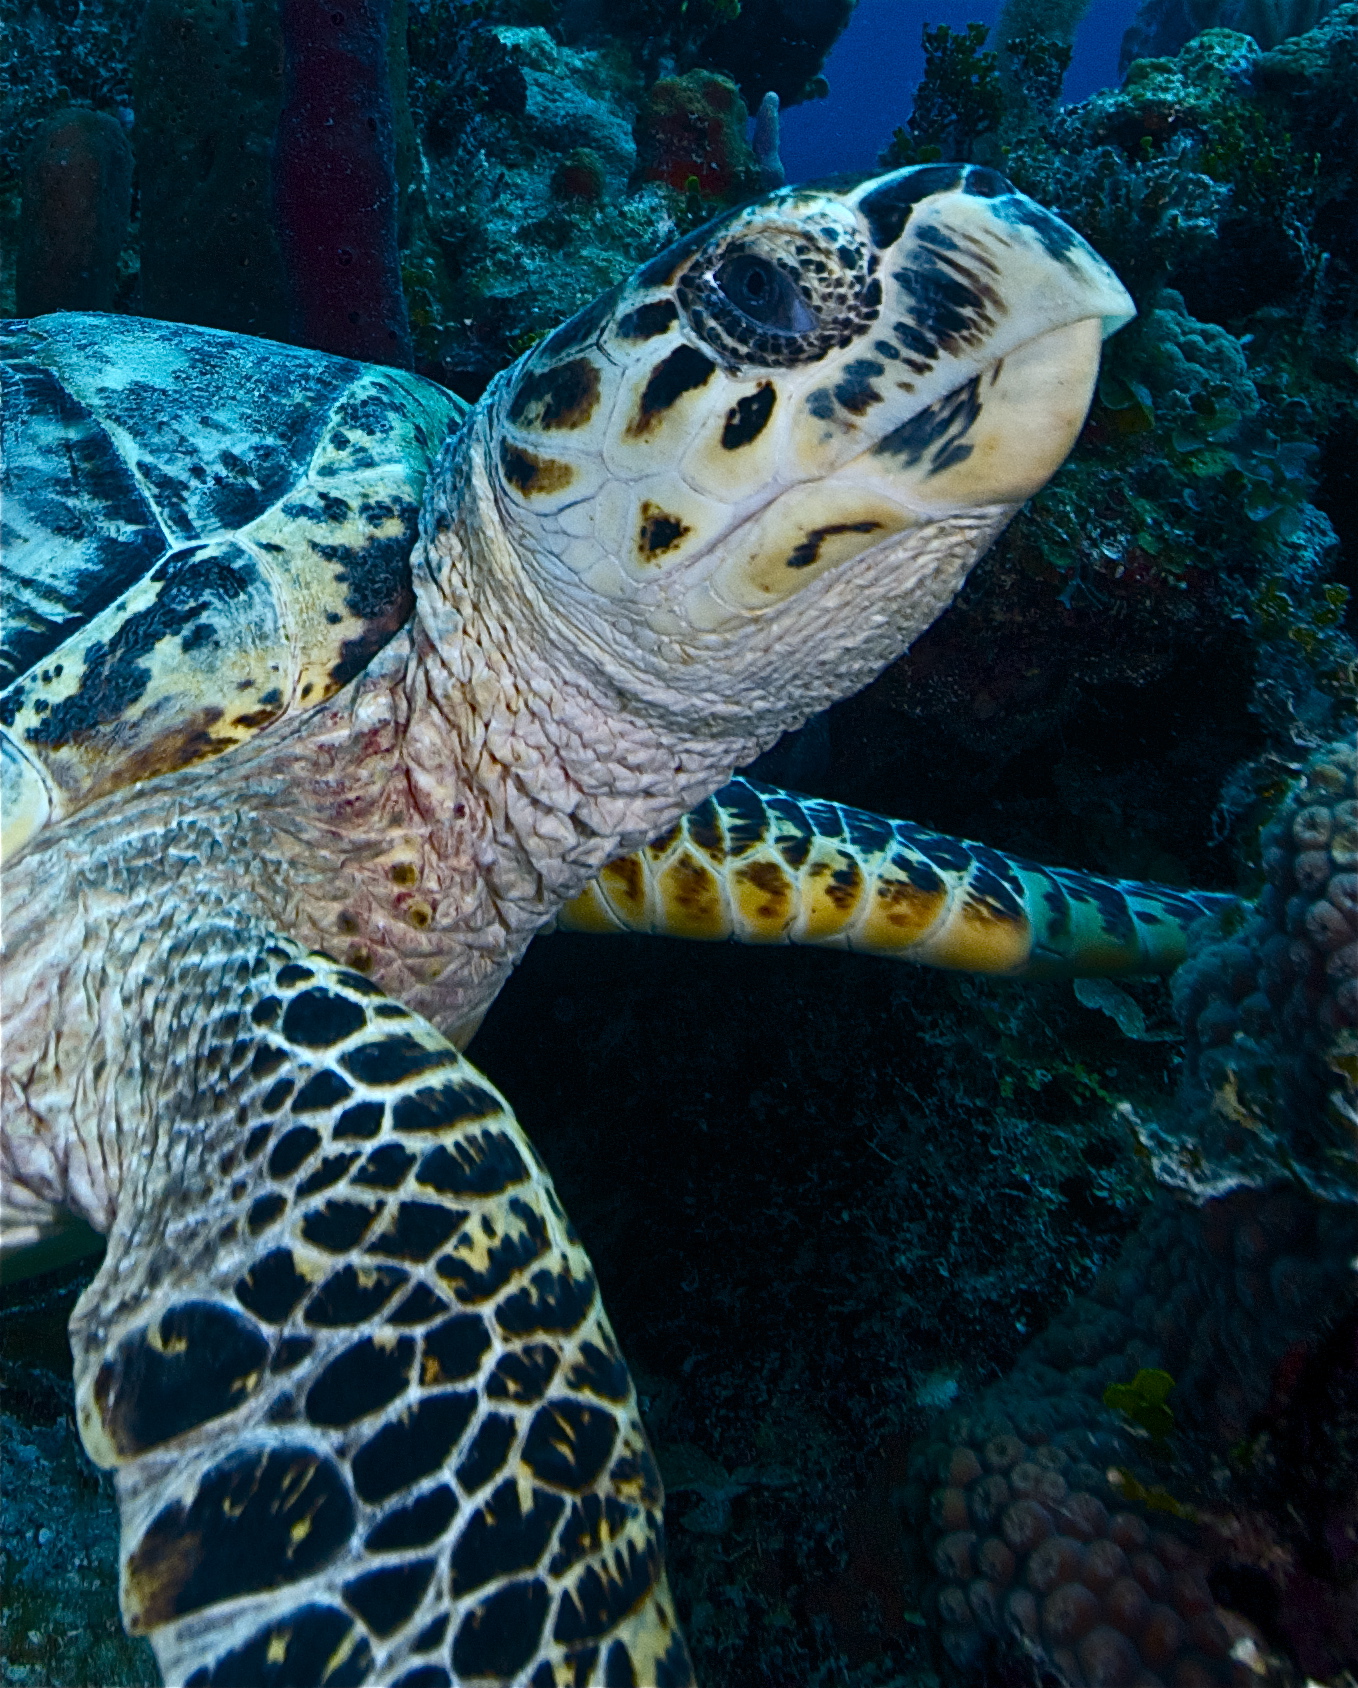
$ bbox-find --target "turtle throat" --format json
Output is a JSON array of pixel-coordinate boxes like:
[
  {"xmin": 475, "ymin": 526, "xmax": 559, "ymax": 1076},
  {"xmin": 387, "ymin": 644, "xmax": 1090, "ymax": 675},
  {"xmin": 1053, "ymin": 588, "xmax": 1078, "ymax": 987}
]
[{"xmin": 407, "ymin": 414, "xmax": 773, "ymax": 907}]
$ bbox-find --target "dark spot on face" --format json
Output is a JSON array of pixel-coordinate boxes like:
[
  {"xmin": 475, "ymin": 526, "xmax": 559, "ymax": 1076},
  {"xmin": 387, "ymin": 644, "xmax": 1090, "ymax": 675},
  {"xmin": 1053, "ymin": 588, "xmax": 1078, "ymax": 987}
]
[
  {"xmin": 499, "ymin": 442, "xmax": 576, "ymax": 498},
  {"xmin": 365, "ymin": 1485, "xmax": 459, "ymax": 1552},
  {"xmin": 93, "ymin": 1302, "xmax": 268, "ymax": 1458},
  {"xmin": 874, "ymin": 374, "xmax": 983, "ymax": 473},
  {"xmin": 626, "ymin": 345, "xmax": 715, "ymax": 439},
  {"xmin": 617, "ymin": 299, "xmax": 679, "ymax": 340},
  {"xmin": 636, "ymin": 503, "xmax": 690, "ymax": 560},
  {"xmin": 250, "ymin": 996, "xmax": 281, "ymax": 1027},
  {"xmin": 721, "ymin": 383, "xmax": 776, "ymax": 450},
  {"xmin": 281, "ymin": 989, "xmax": 366, "ymax": 1050},
  {"xmin": 522, "ymin": 1397, "xmax": 619, "ymax": 1492},
  {"xmin": 966, "ymin": 165, "xmax": 1012, "ymax": 197},
  {"xmin": 992, "ymin": 191, "xmax": 1081, "ymax": 262},
  {"xmin": 305, "ymin": 1334, "xmax": 415, "ymax": 1427},
  {"xmin": 834, "ymin": 359, "xmax": 885, "ymax": 415},
  {"xmin": 352, "ymin": 1390, "xmax": 478, "ymax": 1504},
  {"xmin": 508, "ymin": 358, "xmax": 601, "ymax": 432},
  {"xmin": 456, "ymin": 1414, "xmax": 518, "ymax": 1494},
  {"xmin": 343, "ymin": 1561, "xmax": 436, "ymax": 1637},
  {"xmin": 123, "ymin": 1450, "xmax": 354, "ymax": 1628},
  {"xmin": 785, "ymin": 520, "xmax": 882, "ymax": 571},
  {"xmin": 858, "ymin": 164, "xmax": 965, "ymax": 249},
  {"xmin": 892, "ymin": 226, "xmax": 1003, "ymax": 360}
]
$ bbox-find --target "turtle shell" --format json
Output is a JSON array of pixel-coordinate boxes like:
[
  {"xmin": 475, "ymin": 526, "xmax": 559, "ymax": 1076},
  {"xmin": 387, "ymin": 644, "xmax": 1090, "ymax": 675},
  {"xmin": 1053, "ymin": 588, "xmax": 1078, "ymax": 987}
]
[{"xmin": 0, "ymin": 313, "xmax": 467, "ymax": 858}]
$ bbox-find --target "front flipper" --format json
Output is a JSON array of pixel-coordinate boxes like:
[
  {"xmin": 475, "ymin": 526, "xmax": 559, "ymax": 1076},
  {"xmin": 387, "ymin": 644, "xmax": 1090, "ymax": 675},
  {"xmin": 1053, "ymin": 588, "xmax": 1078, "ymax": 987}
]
[
  {"xmin": 559, "ymin": 777, "xmax": 1236, "ymax": 978},
  {"xmin": 68, "ymin": 944, "xmax": 691, "ymax": 1688}
]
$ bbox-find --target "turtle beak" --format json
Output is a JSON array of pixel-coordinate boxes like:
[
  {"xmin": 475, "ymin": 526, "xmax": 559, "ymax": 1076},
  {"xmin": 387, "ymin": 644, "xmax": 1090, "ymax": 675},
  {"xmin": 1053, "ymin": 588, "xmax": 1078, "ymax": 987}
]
[
  {"xmin": 700, "ymin": 166, "xmax": 1132, "ymax": 615},
  {"xmin": 785, "ymin": 163, "xmax": 1135, "ymax": 501}
]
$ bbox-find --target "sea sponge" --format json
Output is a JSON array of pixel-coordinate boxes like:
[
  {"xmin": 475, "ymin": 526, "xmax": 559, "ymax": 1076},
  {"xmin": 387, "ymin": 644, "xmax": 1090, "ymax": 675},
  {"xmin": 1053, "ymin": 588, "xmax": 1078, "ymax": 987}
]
[
  {"xmin": 550, "ymin": 147, "xmax": 607, "ymax": 204},
  {"xmin": 632, "ymin": 69, "xmax": 759, "ymax": 201},
  {"xmin": 17, "ymin": 108, "xmax": 132, "ymax": 316}
]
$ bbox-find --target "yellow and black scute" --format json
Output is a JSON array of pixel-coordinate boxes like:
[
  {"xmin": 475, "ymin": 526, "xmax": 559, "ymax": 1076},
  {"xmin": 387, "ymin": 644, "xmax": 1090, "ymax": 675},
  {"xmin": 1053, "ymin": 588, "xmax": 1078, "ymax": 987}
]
[{"xmin": 0, "ymin": 313, "xmax": 467, "ymax": 859}]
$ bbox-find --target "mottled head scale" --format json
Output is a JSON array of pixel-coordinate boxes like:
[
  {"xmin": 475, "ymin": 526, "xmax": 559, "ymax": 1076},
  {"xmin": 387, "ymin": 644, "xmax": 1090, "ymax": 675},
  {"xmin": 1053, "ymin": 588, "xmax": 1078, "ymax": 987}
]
[{"xmin": 448, "ymin": 162, "xmax": 1132, "ymax": 743}]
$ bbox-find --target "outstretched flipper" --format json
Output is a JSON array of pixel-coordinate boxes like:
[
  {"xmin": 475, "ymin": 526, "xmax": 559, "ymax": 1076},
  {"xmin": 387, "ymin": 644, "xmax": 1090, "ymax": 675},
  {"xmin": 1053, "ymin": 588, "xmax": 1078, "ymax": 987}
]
[
  {"xmin": 67, "ymin": 943, "xmax": 691, "ymax": 1688},
  {"xmin": 559, "ymin": 778, "xmax": 1236, "ymax": 979}
]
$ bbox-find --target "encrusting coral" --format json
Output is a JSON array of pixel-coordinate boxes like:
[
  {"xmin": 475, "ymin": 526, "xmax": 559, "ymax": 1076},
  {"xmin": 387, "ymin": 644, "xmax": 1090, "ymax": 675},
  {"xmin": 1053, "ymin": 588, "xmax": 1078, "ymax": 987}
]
[{"xmin": 904, "ymin": 743, "xmax": 1358, "ymax": 1686}]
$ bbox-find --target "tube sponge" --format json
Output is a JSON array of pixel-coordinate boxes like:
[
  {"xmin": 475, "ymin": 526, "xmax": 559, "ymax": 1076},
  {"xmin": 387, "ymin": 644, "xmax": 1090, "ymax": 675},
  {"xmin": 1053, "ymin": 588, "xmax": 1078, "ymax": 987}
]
[{"xmin": 17, "ymin": 109, "xmax": 132, "ymax": 316}]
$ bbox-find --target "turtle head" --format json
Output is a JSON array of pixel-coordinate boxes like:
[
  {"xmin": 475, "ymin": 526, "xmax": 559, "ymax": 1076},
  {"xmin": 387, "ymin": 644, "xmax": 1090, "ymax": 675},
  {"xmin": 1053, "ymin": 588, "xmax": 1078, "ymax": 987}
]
[{"xmin": 464, "ymin": 163, "xmax": 1132, "ymax": 741}]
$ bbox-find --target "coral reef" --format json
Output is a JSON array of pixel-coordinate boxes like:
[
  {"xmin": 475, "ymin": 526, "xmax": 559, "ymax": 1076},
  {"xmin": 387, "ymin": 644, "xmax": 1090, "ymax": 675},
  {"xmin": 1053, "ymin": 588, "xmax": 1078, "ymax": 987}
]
[
  {"xmin": 1148, "ymin": 744, "xmax": 1357, "ymax": 1201},
  {"xmin": 632, "ymin": 67, "xmax": 758, "ymax": 198},
  {"xmin": 16, "ymin": 108, "xmax": 132, "ymax": 315},
  {"xmin": 903, "ymin": 751, "xmax": 1357, "ymax": 1688},
  {"xmin": 1120, "ymin": 0, "xmax": 1343, "ymax": 70}
]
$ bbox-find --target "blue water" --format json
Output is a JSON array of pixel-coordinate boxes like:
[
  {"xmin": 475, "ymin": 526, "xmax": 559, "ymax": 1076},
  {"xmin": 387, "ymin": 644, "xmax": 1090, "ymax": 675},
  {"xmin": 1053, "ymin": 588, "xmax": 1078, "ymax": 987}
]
[{"xmin": 780, "ymin": 0, "xmax": 1140, "ymax": 181}]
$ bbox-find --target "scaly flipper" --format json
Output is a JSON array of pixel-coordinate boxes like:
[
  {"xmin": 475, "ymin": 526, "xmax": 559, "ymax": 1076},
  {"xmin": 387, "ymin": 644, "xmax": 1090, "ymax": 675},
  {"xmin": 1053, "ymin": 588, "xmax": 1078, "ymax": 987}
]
[
  {"xmin": 558, "ymin": 778, "xmax": 1237, "ymax": 979},
  {"xmin": 67, "ymin": 943, "xmax": 691, "ymax": 1688}
]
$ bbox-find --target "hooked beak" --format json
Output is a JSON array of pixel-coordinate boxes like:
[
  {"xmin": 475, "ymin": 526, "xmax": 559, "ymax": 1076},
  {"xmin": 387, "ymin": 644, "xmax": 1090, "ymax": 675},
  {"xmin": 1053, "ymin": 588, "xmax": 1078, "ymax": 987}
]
[{"xmin": 702, "ymin": 165, "xmax": 1133, "ymax": 614}]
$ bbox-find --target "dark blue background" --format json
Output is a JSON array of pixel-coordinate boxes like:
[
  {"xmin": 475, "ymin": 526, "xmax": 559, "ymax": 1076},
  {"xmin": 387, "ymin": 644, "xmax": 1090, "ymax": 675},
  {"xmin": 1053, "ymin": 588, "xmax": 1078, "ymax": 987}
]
[{"xmin": 779, "ymin": 0, "xmax": 1138, "ymax": 180}]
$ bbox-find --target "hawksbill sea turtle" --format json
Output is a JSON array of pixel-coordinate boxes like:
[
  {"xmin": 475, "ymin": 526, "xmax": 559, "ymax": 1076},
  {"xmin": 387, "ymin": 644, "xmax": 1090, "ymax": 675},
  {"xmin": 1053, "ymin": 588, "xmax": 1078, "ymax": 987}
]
[{"xmin": 0, "ymin": 164, "xmax": 1236, "ymax": 1687}]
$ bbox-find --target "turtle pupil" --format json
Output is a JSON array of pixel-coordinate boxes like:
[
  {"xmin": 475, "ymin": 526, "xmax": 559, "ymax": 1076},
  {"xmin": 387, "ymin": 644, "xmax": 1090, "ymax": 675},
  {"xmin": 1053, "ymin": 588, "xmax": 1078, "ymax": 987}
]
[{"xmin": 714, "ymin": 254, "xmax": 814, "ymax": 334}]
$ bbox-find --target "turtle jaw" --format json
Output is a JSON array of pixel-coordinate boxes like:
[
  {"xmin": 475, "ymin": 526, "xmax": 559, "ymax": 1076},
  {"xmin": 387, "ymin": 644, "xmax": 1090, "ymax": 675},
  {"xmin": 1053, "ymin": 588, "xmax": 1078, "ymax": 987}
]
[{"xmin": 683, "ymin": 313, "xmax": 1106, "ymax": 626}]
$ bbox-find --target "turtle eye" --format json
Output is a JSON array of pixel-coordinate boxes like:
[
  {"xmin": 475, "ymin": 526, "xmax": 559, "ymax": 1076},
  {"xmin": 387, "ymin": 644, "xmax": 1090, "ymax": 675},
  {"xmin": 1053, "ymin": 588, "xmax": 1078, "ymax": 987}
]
[{"xmin": 714, "ymin": 254, "xmax": 816, "ymax": 334}]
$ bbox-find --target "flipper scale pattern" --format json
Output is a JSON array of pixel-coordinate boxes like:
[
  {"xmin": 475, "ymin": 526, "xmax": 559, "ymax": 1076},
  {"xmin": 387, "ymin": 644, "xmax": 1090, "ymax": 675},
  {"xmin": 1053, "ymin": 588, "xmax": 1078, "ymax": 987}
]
[
  {"xmin": 560, "ymin": 777, "xmax": 1237, "ymax": 978},
  {"xmin": 67, "ymin": 940, "xmax": 690, "ymax": 1688}
]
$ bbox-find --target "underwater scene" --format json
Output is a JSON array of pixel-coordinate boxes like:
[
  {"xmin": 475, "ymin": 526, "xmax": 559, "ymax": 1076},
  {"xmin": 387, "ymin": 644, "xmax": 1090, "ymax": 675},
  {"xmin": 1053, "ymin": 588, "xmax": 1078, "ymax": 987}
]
[{"xmin": 0, "ymin": 0, "xmax": 1355, "ymax": 1684}]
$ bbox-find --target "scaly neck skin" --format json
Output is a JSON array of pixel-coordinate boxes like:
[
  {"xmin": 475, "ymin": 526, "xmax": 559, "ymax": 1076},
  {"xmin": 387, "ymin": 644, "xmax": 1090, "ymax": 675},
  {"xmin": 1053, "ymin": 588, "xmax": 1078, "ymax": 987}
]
[{"xmin": 408, "ymin": 406, "xmax": 770, "ymax": 903}]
